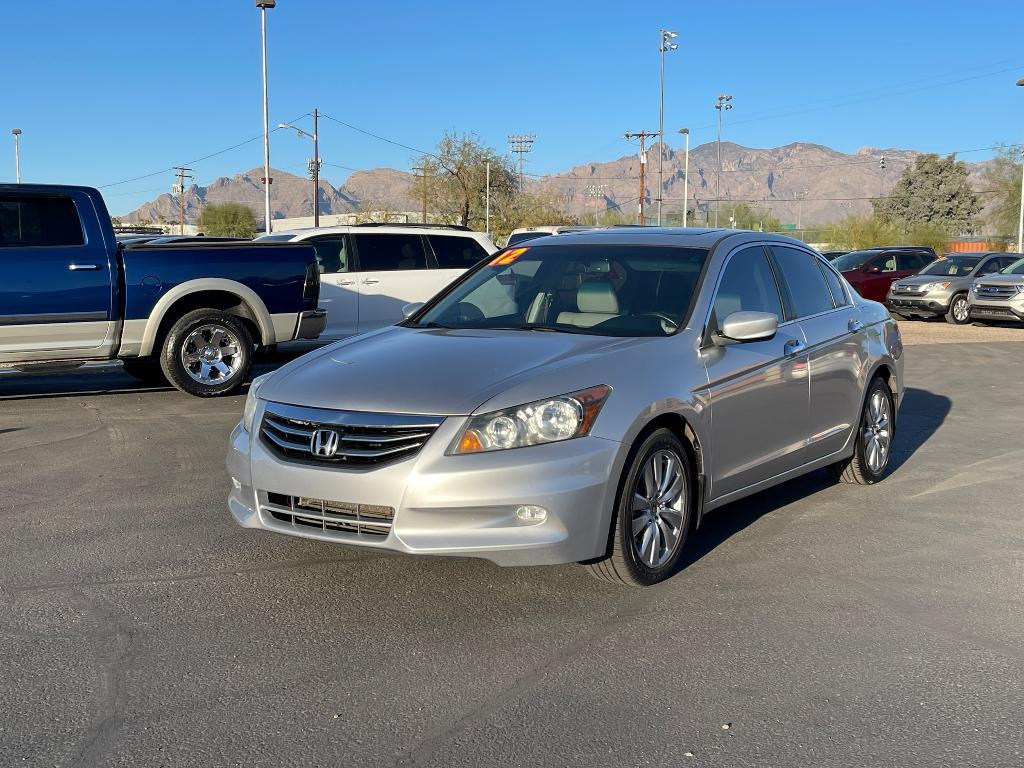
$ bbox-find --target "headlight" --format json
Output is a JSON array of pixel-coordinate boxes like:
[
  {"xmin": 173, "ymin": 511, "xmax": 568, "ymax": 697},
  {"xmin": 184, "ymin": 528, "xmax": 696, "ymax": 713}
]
[
  {"xmin": 451, "ymin": 385, "xmax": 611, "ymax": 454},
  {"xmin": 242, "ymin": 373, "xmax": 272, "ymax": 432},
  {"xmin": 920, "ymin": 281, "xmax": 951, "ymax": 292}
]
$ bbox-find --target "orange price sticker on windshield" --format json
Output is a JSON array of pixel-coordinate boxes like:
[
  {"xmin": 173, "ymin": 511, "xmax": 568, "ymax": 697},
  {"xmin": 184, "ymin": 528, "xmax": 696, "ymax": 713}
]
[{"xmin": 490, "ymin": 247, "xmax": 528, "ymax": 266}]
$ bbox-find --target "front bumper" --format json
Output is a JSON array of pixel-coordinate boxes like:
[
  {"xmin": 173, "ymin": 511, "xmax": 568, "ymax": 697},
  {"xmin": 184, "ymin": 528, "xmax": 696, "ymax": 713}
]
[
  {"xmin": 296, "ymin": 309, "xmax": 327, "ymax": 340},
  {"xmin": 226, "ymin": 411, "xmax": 622, "ymax": 567},
  {"xmin": 966, "ymin": 297, "xmax": 1024, "ymax": 322},
  {"xmin": 886, "ymin": 292, "xmax": 950, "ymax": 316}
]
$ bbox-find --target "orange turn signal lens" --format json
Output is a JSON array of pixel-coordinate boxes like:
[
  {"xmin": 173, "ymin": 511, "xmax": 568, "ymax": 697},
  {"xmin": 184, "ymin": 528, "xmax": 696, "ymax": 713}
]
[
  {"xmin": 490, "ymin": 247, "xmax": 528, "ymax": 266},
  {"xmin": 457, "ymin": 429, "xmax": 484, "ymax": 454}
]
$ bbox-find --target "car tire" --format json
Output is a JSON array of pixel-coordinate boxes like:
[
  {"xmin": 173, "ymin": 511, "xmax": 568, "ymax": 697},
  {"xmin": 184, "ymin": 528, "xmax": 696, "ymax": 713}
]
[
  {"xmin": 159, "ymin": 309, "xmax": 254, "ymax": 397},
  {"xmin": 945, "ymin": 293, "xmax": 970, "ymax": 324},
  {"xmin": 830, "ymin": 377, "xmax": 895, "ymax": 485},
  {"xmin": 121, "ymin": 358, "xmax": 167, "ymax": 385},
  {"xmin": 584, "ymin": 428, "xmax": 693, "ymax": 587}
]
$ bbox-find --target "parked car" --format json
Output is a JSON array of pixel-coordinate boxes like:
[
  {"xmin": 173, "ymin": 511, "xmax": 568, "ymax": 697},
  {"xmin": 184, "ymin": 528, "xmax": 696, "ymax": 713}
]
[
  {"xmin": 228, "ymin": 228, "xmax": 903, "ymax": 586},
  {"xmin": 141, "ymin": 235, "xmax": 248, "ymax": 245},
  {"xmin": 821, "ymin": 250, "xmax": 848, "ymax": 261},
  {"xmin": 506, "ymin": 225, "xmax": 598, "ymax": 246},
  {"xmin": 967, "ymin": 255, "xmax": 1024, "ymax": 324},
  {"xmin": 256, "ymin": 223, "xmax": 496, "ymax": 342},
  {"xmin": 0, "ymin": 184, "xmax": 325, "ymax": 396},
  {"xmin": 886, "ymin": 252, "xmax": 1019, "ymax": 324},
  {"xmin": 831, "ymin": 246, "xmax": 937, "ymax": 302}
]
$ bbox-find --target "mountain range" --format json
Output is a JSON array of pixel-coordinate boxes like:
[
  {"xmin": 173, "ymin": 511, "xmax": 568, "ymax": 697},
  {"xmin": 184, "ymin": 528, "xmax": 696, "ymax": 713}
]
[{"xmin": 118, "ymin": 141, "xmax": 988, "ymax": 228}]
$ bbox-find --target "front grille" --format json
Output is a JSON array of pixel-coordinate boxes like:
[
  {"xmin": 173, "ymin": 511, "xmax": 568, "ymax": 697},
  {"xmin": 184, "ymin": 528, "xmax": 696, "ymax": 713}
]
[
  {"xmin": 259, "ymin": 402, "xmax": 443, "ymax": 468},
  {"xmin": 261, "ymin": 491, "xmax": 393, "ymax": 538},
  {"xmin": 891, "ymin": 284, "xmax": 924, "ymax": 295},
  {"xmin": 972, "ymin": 306, "xmax": 1015, "ymax": 317},
  {"xmin": 974, "ymin": 283, "xmax": 1020, "ymax": 300}
]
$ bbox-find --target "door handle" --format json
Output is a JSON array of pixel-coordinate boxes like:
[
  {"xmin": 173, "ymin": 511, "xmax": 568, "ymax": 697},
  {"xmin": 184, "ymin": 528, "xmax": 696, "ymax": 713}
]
[
  {"xmin": 783, "ymin": 338, "xmax": 805, "ymax": 358},
  {"xmin": 68, "ymin": 263, "xmax": 100, "ymax": 271},
  {"xmin": 362, "ymin": 278, "xmax": 380, "ymax": 285},
  {"xmin": 338, "ymin": 280, "xmax": 355, "ymax": 286},
  {"xmin": 848, "ymin": 318, "xmax": 864, "ymax": 334}
]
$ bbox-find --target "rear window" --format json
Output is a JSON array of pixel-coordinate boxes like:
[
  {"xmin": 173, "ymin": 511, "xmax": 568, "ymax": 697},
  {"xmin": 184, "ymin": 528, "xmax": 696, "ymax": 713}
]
[
  {"xmin": 427, "ymin": 234, "xmax": 489, "ymax": 269},
  {"xmin": 0, "ymin": 195, "xmax": 85, "ymax": 247}
]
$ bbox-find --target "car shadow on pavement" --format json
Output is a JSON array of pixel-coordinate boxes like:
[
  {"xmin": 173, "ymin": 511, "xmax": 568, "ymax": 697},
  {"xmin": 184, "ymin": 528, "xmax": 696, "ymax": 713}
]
[{"xmin": 680, "ymin": 385, "xmax": 950, "ymax": 570}]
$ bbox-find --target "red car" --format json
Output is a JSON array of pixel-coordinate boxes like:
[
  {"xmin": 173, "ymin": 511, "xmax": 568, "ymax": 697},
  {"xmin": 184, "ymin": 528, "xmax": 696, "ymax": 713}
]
[{"xmin": 830, "ymin": 247, "xmax": 937, "ymax": 302}]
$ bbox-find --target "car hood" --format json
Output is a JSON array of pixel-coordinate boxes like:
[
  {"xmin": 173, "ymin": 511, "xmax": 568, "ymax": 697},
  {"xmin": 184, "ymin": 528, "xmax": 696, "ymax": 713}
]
[
  {"xmin": 259, "ymin": 326, "xmax": 636, "ymax": 416},
  {"xmin": 973, "ymin": 274, "xmax": 1024, "ymax": 285},
  {"xmin": 890, "ymin": 275, "xmax": 963, "ymax": 287}
]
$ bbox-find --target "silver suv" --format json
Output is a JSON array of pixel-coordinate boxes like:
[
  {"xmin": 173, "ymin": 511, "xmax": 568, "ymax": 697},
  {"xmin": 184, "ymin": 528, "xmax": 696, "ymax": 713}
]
[
  {"xmin": 968, "ymin": 255, "xmax": 1024, "ymax": 324},
  {"xmin": 228, "ymin": 229, "xmax": 903, "ymax": 586},
  {"xmin": 886, "ymin": 252, "xmax": 1019, "ymax": 324}
]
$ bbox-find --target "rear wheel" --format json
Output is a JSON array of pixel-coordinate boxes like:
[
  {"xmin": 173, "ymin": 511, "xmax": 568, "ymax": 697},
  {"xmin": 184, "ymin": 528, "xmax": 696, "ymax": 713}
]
[
  {"xmin": 945, "ymin": 293, "xmax": 970, "ymax": 324},
  {"xmin": 585, "ymin": 429, "xmax": 693, "ymax": 586},
  {"xmin": 159, "ymin": 309, "xmax": 253, "ymax": 397},
  {"xmin": 830, "ymin": 377, "xmax": 894, "ymax": 485}
]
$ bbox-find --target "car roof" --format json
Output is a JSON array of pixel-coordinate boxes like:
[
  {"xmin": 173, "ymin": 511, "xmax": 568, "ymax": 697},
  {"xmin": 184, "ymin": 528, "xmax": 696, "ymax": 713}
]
[
  {"xmin": 267, "ymin": 225, "xmax": 489, "ymax": 239},
  {"xmin": 519, "ymin": 226, "xmax": 810, "ymax": 250}
]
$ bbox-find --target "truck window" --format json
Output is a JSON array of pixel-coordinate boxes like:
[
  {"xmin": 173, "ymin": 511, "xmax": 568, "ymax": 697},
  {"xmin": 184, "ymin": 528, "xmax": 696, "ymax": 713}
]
[{"xmin": 0, "ymin": 195, "xmax": 85, "ymax": 247}]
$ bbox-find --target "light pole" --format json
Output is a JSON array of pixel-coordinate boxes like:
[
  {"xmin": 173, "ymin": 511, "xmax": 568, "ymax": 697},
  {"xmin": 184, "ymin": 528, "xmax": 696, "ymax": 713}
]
[
  {"xmin": 11, "ymin": 128, "xmax": 21, "ymax": 183},
  {"xmin": 714, "ymin": 94, "xmax": 733, "ymax": 227},
  {"xmin": 678, "ymin": 128, "xmax": 689, "ymax": 227},
  {"xmin": 1016, "ymin": 79, "xmax": 1024, "ymax": 253},
  {"xmin": 279, "ymin": 109, "xmax": 321, "ymax": 228},
  {"xmin": 657, "ymin": 29, "xmax": 678, "ymax": 226},
  {"xmin": 257, "ymin": 0, "xmax": 275, "ymax": 234}
]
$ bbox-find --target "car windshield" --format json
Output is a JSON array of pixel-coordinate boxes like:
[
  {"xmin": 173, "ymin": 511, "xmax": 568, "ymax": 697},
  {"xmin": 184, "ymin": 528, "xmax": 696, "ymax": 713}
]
[
  {"xmin": 830, "ymin": 249, "xmax": 879, "ymax": 271},
  {"xmin": 919, "ymin": 255, "xmax": 982, "ymax": 276},
  {"xmin": 1002, "ymin": 257, "xmax": 1024, "ymax": 275},
  {"xmin": 409, "ymin": 243, "xmax": 709, "ymax": 337}
]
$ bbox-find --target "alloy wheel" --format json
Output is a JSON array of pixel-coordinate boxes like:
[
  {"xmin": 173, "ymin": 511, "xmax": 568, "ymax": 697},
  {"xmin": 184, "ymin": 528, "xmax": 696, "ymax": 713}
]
[
  {"xmin": 953, "ymin": 297, "xmax": 969, "ymax": 323},
  {"xmin": 862, "ymin": 390, "xmax": 892, "ymax": 474},
  {"xmin": 631, "ymin": 449, "xmax": 687, "ymax": 568},
  {"xmin": 181, "ymin": 324, "xmax": 243, "ymax": 385}
]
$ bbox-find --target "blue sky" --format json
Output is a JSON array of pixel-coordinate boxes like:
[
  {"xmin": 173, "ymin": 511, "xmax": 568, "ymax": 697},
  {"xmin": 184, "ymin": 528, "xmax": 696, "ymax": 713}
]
[{"xmin": 3, "ymin": 0, "xmax": 1023, "ymax": 214}]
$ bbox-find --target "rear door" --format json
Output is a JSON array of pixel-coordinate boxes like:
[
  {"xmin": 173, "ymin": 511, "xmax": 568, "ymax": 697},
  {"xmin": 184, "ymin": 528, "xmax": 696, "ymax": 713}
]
[
  {"xmin": 426, "ymin": 233, "xmax": 491, "ymax": 296},
  {"xmin": 703, "ymin": 244, "xmax": 811, "ymax": 500},
  {"xmin": 305, "ymin": 234, "xmax": 359, "ymax": 340},
  {"xmin": 352, "ymin": 233, "xmax": 432, "ymax": 333},
  {"xmin": 769, "ymin": 245, "xmax": 866, "ymax": 462},
  {"xmin": 0, "ymin": 190, "xmax": 115, "ymax": 360}
]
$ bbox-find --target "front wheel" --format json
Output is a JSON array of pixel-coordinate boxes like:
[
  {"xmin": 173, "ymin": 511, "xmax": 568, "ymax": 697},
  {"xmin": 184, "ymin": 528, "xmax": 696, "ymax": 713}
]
[
  {"xmin": 830, "ymin": 377, "xmax": 895, "ymax": 485},
  {"xmin": 584, "ymin": 429, "xmax": 693, "ymax": 586},
  {"xmin": 945, "ymin": 293, "xmax": 970, "ymax": 324},
  {"xmin": 159, "ymin": 309, "xmax": 254, "ymax": 397}
]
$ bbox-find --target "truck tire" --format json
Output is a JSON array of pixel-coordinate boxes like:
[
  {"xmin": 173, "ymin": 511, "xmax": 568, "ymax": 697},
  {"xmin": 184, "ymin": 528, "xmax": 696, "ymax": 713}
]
[
  {"xmin": 159, "ymin": 309, "xmax": 254, "ymax": 397},
  {"xmin": 944, "ymin": 293, "xmax": 970, "ymax": 324},
  {"xmin": 121, "ymin": 358, "xmax": 167, "ymax": 386}
]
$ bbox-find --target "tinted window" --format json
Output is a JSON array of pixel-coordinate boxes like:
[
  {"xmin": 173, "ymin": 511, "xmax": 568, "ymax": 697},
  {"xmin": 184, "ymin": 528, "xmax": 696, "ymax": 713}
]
[
  {"xmin": 978, "ymin": 257, "xmax": 1002, "ymax": 275},
  {"xmin": 920, "ymin": 256, "xmax": 981, "ymax": 276},
  {"xmin": 898, "ymin": 252, "xmax": 927, "ymax": 271},
  {"xmin": 712, "ymin": 246, "xmax": 783, "ymax": 326},
  {"xmin": 0, "ymin": 195, "xmax": 84, "ymax": 247},
  {"xmin": 353, "ymin": 234, "xmax": 427, "ymax": 272},
  {"xmin": 819, "ymin": 261, "xmax": 849, "ymax": 307},
  {"xmin": 428, "ymin": 235, "xmax": 489, "ymax": 269},
  {"xmin": 831, "ymin": 249, "xmax": 880, "ymax": 271},
  {"xmin": 770, "ymin": 246, "xmax": 836, "ymax": 318},
  {"xmin": 308, "ymin": 235, "xmax": 350, "ymax": 273},
  {"xmin": 876, "ymin": 253, "xmax": 898, "ymax": 272},
  {"xmin": 414, "ymin": 244, "xmax": 708, "ymax": 337}
]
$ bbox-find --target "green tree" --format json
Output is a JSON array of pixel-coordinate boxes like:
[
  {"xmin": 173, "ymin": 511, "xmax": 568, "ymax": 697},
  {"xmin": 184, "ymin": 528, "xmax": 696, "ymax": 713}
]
[
  {"xmin": 199, "ymin": 203, "xmax": 257, "ymax": 238},
  {"xmin": 828, "ymin": 214, "xmax": 900, "ymax": 250},
  {"xmin": 980, "ymin": 144, "xmax": 1023, "ymax": 242},
  {"xmin": 872, "ymin": 153, "xmax": 980, "ymax": 234},
  {"xmin": 718, "ymin": 202, "xmax": 781, "ymax": 231}
]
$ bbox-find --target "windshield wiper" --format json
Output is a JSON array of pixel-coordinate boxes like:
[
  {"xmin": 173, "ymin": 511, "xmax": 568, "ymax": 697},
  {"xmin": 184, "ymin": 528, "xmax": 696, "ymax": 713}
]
[
  {"xmin": 489, "ymin": 324, "xmax": 593, "ymax": 334},
  {"xmin": 414, "ymin": 321, "xmax": 453, "ymax": 329}
]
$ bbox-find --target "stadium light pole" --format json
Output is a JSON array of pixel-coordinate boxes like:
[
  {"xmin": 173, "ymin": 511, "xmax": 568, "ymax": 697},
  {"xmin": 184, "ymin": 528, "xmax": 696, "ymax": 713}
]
[
  {"xmin": 678, "ymin": 128, "xmax": 689, "ymax": 227},
  {"xmin": 657, "ymin": 29, "xmax": 678, "ymax": 226},
  {"xmin": 279, "ymin": 110, "xmax": 321, "ymax": 228},
  {"xmin": 714, "ymin": 94, "xmax": 732, "ymax": 227},
  {"xmin": 257, "ymin": 0, "xmax": 275, "ymax": 234},
  {"xmin": 11, "ymin": 128, "xmax": 21, "ymax": 183},
  {"xmin": 1016, "ymin": 78, "xmax": 1024, "ymax": 253}
]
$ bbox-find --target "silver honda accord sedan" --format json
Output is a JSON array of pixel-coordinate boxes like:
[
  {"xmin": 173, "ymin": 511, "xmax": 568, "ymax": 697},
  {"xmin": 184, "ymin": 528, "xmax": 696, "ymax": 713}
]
[{"xmin": 227, "ymin": 229, "xmax": 903, "ymax": 586}]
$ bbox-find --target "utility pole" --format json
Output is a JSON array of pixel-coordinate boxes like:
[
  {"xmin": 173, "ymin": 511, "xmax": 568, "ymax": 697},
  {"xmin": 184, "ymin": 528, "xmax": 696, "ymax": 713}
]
[
  {"xmin": 678, "ymin": 127, "xmax": 690, "ymax": 227},
  {"xmin": 878, "ymin": 156, "xmax": 887, "ymax": 199},
  {"xmin": 714, "ymin": 94, "xmax": 733, "ymax": 227},
  {"xmin": 173, "ymin": 167, "xmax": 193, "ymax": 235},
  {"xmin": 306, "ymin": 108, "xmax": 320, "ymax": 228},
  {"xmin": 11, "ymin": 128, "xmax": 21, "ymax": 183},
  {"xmin": 485, "ymin": 161, "xmax": 491, "ymax": 237},
  {"xmin": 411, "ymin": 162, "xmax": 430, "ymax": 223},
  {"xmin": 507, "ymin": 134, "xmax": 535, "ymax": 190},
  {"xmin": 657, "ymin": 29, "xmax": 678, "ymax": 226},
  {"xmin": 625, "ymin": 130, "xmax": 658, "ymax": 224},
  {"xmin": 257, "ymin": 0, "xmax": 276, "ymax": 234}
]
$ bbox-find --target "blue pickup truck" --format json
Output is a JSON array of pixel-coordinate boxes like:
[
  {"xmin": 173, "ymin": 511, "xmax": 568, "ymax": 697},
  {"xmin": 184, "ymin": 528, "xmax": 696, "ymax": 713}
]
[{"xmin": 0, "ymin": 184, "xmax": 325, "ymax": 396}]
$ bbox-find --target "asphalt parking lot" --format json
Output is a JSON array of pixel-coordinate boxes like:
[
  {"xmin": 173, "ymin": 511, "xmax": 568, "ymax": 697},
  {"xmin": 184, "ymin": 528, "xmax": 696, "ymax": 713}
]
[{"xmin": 2, "ymin": 333, "xmax": 1023, "ymax": 767}]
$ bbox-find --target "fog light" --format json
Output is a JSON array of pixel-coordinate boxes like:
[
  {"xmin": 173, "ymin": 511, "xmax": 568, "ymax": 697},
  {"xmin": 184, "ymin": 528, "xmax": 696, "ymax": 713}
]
[{"xmin": 515, "ymin": 505, "xmax": 548, "ymax": 523}]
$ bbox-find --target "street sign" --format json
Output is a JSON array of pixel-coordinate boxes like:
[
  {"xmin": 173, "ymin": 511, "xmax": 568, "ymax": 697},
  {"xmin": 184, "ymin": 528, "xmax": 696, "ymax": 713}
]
[
  {"xmin": 781, "ymin": 223, "xmax": 797, "ymax": 230},
  {"xmin": 260, "ymin": 177, "xmax": 273, "ymax": 185}
]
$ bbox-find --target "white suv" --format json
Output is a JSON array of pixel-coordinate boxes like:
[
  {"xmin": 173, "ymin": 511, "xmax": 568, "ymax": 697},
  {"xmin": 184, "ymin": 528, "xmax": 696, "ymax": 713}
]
[{"xmin": 258, "ymin": 224, "xmax": 496, "ymax": 341}]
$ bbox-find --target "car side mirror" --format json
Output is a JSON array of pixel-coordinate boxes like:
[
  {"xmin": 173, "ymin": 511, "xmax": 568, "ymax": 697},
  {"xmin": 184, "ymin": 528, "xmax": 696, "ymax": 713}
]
[
  {"xmin": 402, "ymin": 302, "xmax": 424, "ymax": 319},
  {"xmin": 866, "ymin": 265, "xmax": 881, "ymax": 274},
  {"xmin": 714, "ymin": 311, "xmax": 778, "ymax": 345}
]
